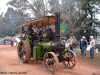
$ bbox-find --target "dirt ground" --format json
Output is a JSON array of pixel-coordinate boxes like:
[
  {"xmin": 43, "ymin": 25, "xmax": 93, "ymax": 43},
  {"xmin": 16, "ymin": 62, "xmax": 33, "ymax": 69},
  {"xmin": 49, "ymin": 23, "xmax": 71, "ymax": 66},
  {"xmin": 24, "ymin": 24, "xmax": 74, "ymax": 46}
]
[{"xmin": 0, "ymin": 45, "xmax": 100, "ymax": 75}]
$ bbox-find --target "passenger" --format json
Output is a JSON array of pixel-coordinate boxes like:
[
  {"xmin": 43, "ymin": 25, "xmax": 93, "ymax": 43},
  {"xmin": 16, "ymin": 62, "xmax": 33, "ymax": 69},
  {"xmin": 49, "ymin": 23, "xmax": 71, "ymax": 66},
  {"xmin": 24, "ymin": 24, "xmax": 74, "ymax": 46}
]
[
  {"xmin": 27, "ymin": 25, "xmax": 35, "ymax": 57},
  {"xmin": 46, "ymin": 28, "xmax": 54, "ymax": 41},
  {"xmin": 38, "ymin": 28, "xmax": 43, "ymax": 41},
  {"xmin": 27, "ymin": 25, "xmax": 34, "ymax": 37}
]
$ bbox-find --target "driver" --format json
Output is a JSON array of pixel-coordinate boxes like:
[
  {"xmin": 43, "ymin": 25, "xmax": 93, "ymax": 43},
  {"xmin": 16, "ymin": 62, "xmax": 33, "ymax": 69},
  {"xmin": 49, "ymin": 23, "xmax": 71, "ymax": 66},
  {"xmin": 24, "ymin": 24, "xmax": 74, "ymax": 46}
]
[{"xmin": 27, "ymin": 25, "xmax": 35, "ymax": 58}]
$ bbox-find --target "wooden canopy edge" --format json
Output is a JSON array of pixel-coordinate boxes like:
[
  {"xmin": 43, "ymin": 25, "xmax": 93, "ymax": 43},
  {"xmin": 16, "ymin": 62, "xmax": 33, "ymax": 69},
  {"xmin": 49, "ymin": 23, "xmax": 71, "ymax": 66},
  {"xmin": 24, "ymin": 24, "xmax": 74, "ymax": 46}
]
[{"xmin": 23, "ymin": 16, "xmax": 56, "ymax": 27}]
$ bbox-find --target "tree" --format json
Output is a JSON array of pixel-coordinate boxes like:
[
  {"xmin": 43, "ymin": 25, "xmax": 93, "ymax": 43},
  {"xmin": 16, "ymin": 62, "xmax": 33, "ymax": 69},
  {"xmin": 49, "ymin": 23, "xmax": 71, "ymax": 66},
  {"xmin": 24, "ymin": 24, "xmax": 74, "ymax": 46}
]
[
  {"xmin": 48, "ymin": 0, "xmax": 81, "ymax": 32},
  {"xmin": 0, "ymin": 0, "xmax": 100, "ymax": 37},
  {"xmin": 29, "ymin": 0, "xmax": 46, "ymax": 17},
  {"xmin": 79, "ymin": 0, "xmax": 100, "ymax": 38}
]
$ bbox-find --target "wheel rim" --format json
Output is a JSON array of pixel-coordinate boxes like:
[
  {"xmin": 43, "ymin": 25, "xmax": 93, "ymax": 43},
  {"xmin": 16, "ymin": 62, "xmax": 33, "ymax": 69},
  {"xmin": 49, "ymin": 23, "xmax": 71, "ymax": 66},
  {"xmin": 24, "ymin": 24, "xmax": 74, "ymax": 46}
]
[
  {"xmin": 18, "ymin": 46, "xmax": 26, "ymax": 63},
  {"xmin": 43, "ymin": 53, "xmax": 56, "ymax": 74},
  {"xmin": 21, "ymin": 50, "xmax": 26, "ymax": 62},
  {"xmin": 64, "ymin": 51, "xmax": 76, "ymax": 69}
]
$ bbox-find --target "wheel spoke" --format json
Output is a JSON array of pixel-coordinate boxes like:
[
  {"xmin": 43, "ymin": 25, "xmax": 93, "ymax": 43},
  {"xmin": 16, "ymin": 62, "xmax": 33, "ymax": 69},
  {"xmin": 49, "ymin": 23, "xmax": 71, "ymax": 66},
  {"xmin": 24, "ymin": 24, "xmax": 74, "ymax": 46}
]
[
  {"xmin": 43, "ymin": 53, "xmax": 56, "ymax": 74},
  {"xmin": 64, "ymin": 51, "xmax": 76, "ymax": 69}
]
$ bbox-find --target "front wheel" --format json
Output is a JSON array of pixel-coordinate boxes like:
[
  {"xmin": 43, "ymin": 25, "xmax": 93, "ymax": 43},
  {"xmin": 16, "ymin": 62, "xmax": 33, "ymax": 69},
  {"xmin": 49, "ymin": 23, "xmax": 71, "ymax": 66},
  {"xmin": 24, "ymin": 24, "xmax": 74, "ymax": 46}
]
[
  {"xmin": 43, "ymin": 52, "xmax": 58, "ymax": 74},
  {"xmin": 63, "ymin": 50, "xmax": 76, "ymax": 69}
]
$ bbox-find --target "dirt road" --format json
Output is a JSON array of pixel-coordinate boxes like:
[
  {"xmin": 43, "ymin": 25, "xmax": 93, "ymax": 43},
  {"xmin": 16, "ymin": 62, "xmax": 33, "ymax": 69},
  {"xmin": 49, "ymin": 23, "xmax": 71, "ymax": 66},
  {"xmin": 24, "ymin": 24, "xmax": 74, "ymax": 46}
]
[{"xmin": 0, "ymin": 45, "xmax": 100, "ymax": 75}]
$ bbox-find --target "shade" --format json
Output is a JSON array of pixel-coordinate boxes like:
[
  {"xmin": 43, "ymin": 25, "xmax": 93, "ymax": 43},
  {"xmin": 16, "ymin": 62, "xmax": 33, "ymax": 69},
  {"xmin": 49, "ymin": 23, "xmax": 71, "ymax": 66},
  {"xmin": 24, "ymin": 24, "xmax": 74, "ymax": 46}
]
[{"xmin": 24, "ymin": 16, "xmax": 56, "ymax": 28}]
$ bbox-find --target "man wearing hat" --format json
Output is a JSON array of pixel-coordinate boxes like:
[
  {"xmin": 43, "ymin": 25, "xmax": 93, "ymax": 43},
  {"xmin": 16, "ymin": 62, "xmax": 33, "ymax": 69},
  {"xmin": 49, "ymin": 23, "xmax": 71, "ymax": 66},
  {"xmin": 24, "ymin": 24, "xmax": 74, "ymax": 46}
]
[
  {"xmin": 80, "ymin": 36, "xmax": 88, "ymax": 60},
  {"xmin": 89, "ymin": 36, "xmax": 96, "ymax": 62}
]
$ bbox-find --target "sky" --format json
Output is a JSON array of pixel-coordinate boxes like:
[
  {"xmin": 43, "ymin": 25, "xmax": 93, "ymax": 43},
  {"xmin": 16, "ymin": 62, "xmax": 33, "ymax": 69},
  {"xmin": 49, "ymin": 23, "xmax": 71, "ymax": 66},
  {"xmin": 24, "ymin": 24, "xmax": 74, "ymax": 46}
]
[
  {"xmin": 0, "ymin": 0, "xmax": 100, "ymax": 20},
  {"xmin": 0, "ymin": 0, "xmax": 35, "ymax": 17},
  {"xmin": 0, "ymin": 0, "xmax": 11, "ymax": 8},
  {"xmin": 0, "ymin": 0, "xmax": 12, "ymax": 17}
]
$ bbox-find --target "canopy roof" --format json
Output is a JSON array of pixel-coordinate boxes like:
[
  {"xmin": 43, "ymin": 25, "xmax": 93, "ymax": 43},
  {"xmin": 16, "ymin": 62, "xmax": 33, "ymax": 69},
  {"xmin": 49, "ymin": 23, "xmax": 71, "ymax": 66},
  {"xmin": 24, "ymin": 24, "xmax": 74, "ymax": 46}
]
[{"xmin": 23, "ymin": 16, "xmax": 56, "ymax": 27}]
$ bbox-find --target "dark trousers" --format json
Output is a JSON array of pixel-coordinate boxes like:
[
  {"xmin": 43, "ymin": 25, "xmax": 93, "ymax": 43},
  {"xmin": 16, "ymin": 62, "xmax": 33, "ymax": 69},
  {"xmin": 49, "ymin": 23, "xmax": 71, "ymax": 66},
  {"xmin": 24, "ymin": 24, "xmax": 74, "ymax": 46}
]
[
  {"xmin": 81, "ymin": 46, "xmax": 86, "ymax": 59},
  {"xmin": 90, "ymin": 47, "xmax": 94, "ymax": 60},
  {"xmin": 28, "ymin": 36, "xmax": 34, "ymax": 57}
]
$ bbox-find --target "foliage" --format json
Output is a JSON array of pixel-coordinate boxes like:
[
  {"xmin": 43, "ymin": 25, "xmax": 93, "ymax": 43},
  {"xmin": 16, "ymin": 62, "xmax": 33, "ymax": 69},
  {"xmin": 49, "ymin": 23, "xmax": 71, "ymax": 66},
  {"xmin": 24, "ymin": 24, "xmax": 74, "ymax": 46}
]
[
  {"xmin": 79, "ymin": 0, "xmax": 100, "ymax": 38},
  {"xmin": 0, "ymin": 0, "xmax": 100, "ymax": 37}
]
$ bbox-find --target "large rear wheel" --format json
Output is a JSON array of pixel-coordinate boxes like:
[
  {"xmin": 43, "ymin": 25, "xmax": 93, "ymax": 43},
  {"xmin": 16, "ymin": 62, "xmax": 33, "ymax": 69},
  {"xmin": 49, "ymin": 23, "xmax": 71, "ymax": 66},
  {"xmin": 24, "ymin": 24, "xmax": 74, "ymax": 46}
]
[{"xmin": 17, "ymin": 40, "xmax": 31, "ymax": 63}]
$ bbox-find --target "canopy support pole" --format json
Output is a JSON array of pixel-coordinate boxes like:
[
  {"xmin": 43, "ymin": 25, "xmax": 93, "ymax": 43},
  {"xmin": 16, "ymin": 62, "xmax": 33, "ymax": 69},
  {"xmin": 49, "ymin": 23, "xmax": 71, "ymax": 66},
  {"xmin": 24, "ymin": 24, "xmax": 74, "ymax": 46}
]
[{"xmin": 55, "ymin": 12, "xmax": 60, "ymax": 40}]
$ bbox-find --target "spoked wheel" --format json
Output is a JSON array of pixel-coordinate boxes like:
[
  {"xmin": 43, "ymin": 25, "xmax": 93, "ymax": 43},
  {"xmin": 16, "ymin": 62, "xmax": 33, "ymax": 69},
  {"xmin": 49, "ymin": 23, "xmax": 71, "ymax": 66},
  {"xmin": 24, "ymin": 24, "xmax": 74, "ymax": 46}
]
[
  {"xmin": 18, "ymin": 42, "xmax": 27, "ymax": 63},
  {"xmin": 43, "ymin": 52, "xmax": 57, "ymax": 74},
  {"xmin": 63, "ymin": 50, "xmax": 76, "ymax": 69}
]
